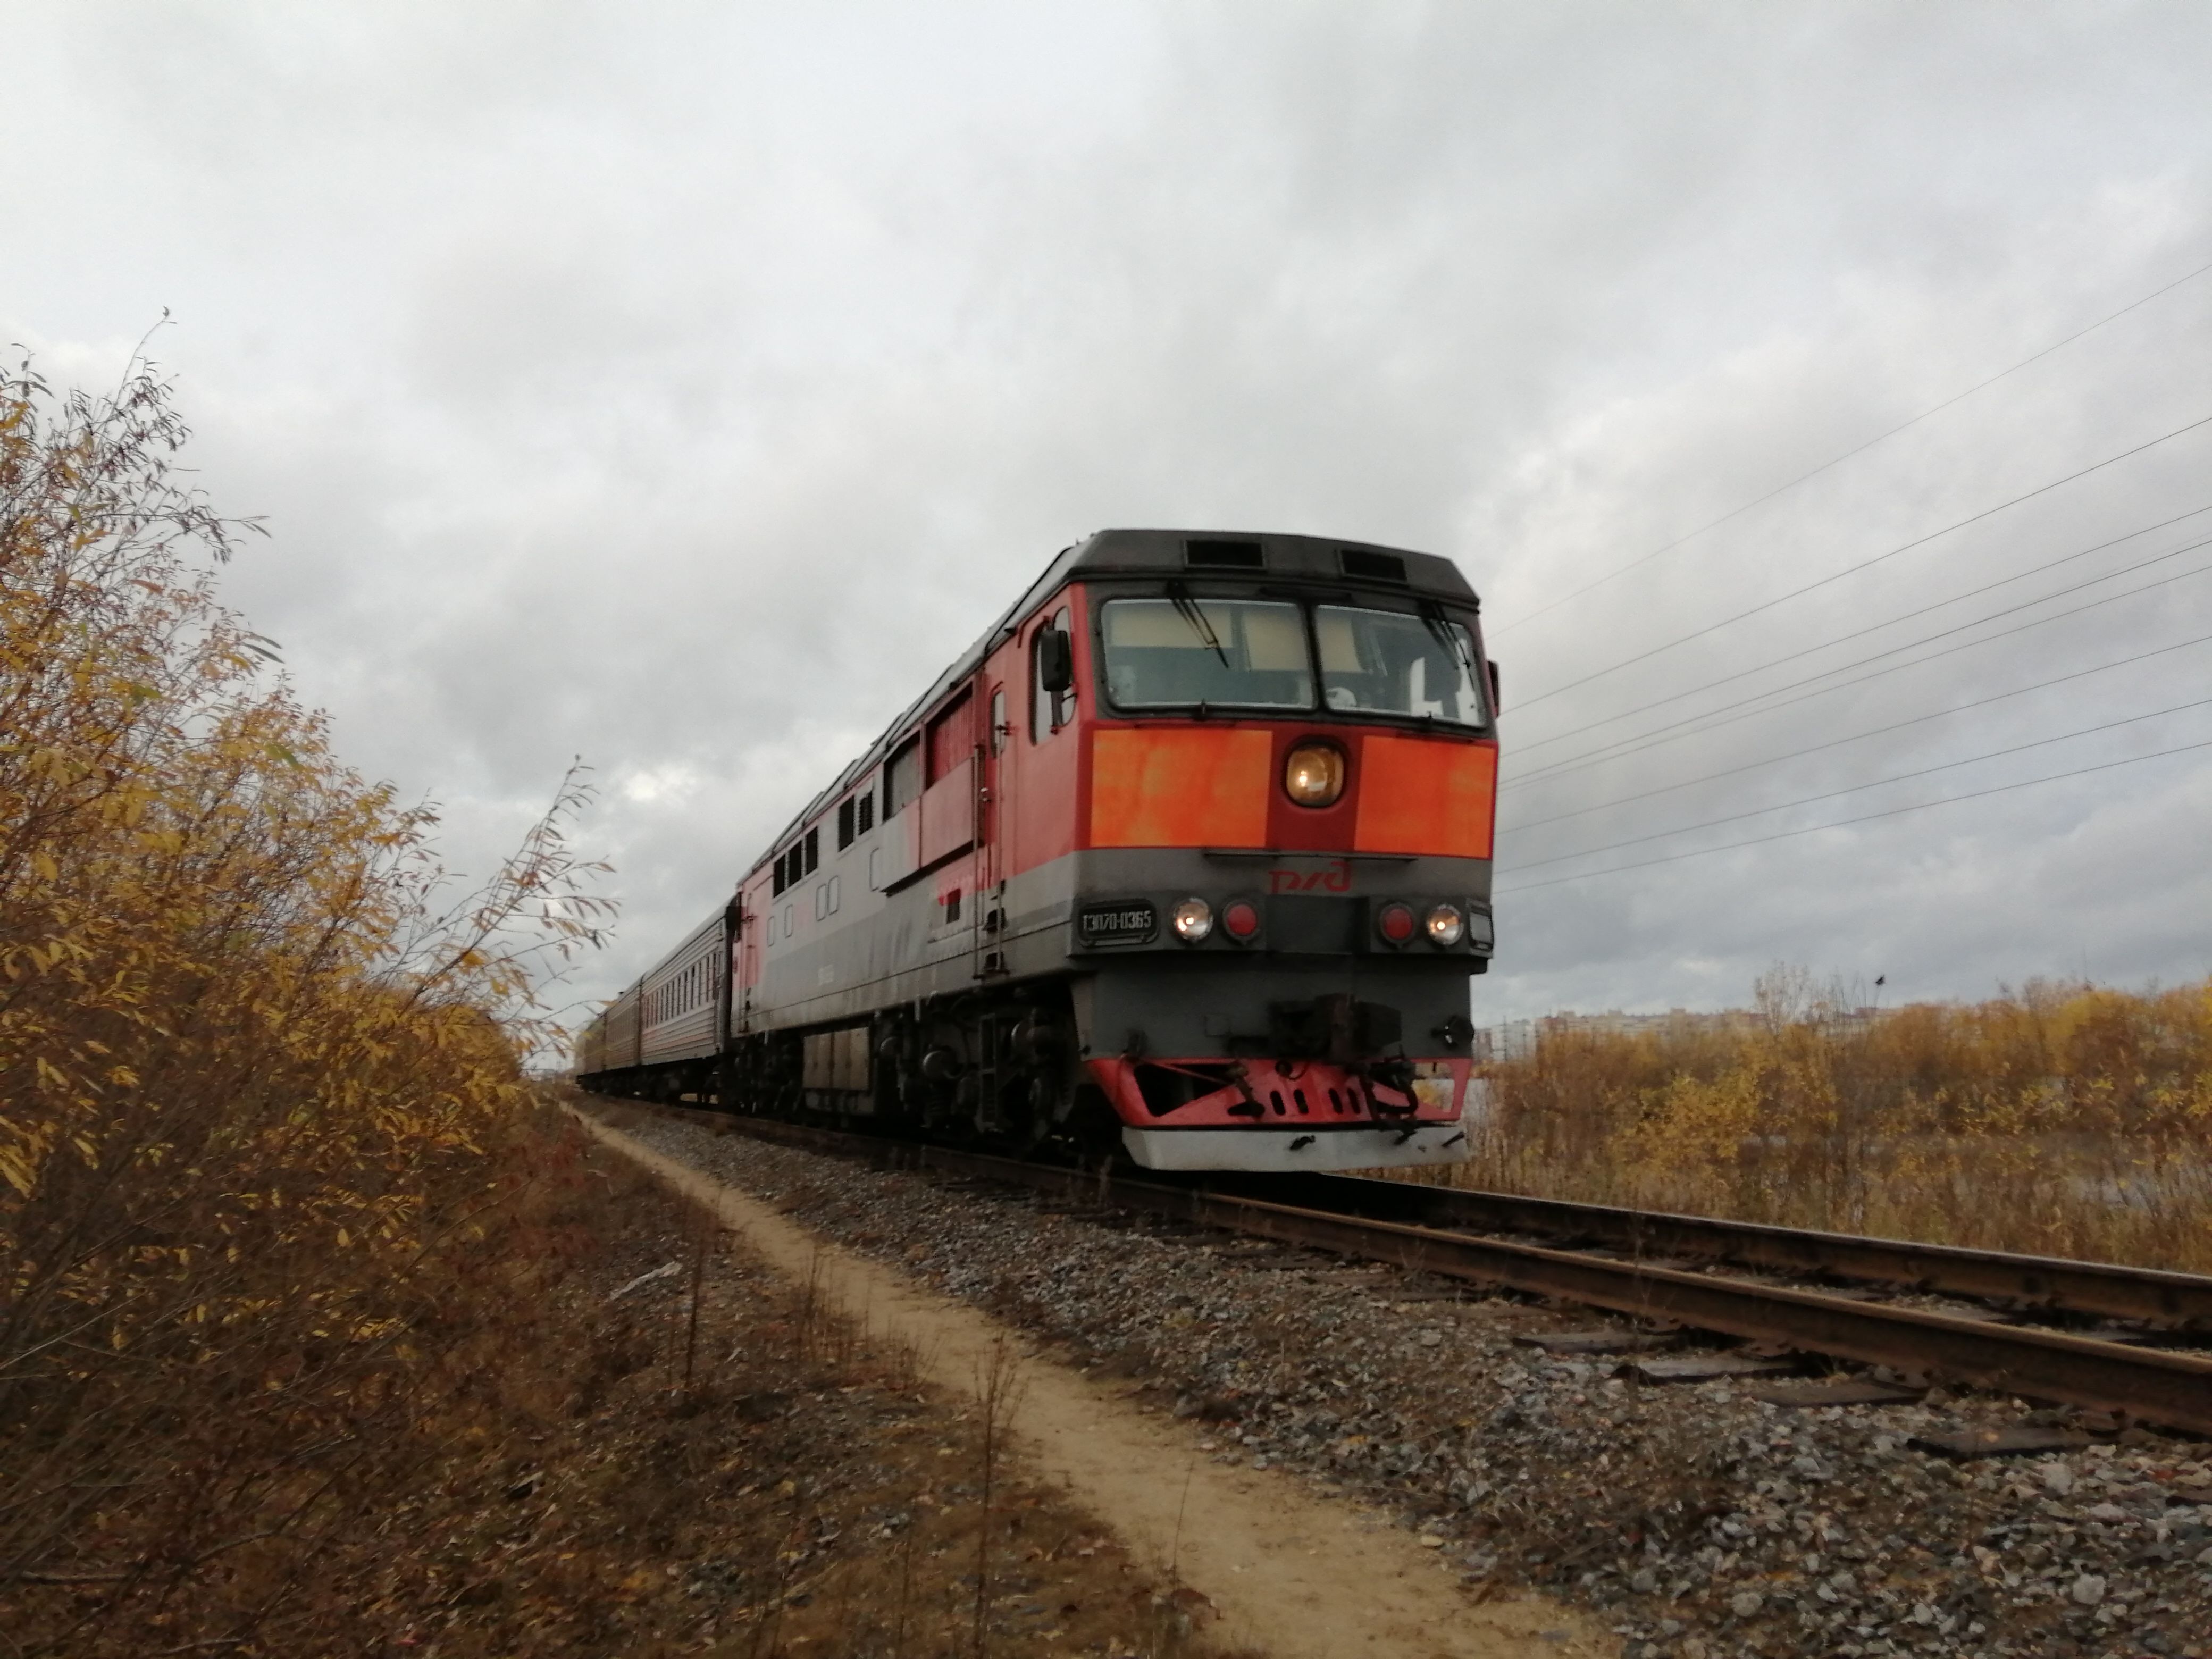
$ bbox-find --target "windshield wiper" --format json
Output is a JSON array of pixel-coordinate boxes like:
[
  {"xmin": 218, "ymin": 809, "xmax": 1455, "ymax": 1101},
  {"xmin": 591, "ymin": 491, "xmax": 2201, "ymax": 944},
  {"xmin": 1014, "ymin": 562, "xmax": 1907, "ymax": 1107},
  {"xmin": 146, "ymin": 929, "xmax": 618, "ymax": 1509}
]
[
  {"xmin": 1166, "ymin": 582, "xmax": 1231, "ymax": 669},
  {"xmin": 1419, "ymin": 601, "xmax": 1481, "ymax": 707}
]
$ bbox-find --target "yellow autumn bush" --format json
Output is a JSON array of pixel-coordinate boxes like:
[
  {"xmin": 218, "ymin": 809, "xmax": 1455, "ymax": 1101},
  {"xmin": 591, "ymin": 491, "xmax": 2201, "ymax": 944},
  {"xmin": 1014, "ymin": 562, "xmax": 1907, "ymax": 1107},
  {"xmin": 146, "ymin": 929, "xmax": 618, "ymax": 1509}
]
[
  {"xmin": 1, "ymin": 354, "xmax": 611, "ymax": 1651},
  {"xmin": 1462, "ymin": 967, "xmax": 2212, "ymax": 1268}
]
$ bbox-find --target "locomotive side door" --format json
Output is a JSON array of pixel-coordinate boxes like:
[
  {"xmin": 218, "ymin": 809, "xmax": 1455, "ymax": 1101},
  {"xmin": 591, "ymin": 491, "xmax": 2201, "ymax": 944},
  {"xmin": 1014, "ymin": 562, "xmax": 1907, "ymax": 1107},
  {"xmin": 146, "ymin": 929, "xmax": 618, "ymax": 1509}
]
[
  {"xmin": 975, "ymin": 680, "xmax": 1009, "ymax": 978},
  {"xmin": 732, "ymin": 888, "xmax": 758, "ymax": 1036}
]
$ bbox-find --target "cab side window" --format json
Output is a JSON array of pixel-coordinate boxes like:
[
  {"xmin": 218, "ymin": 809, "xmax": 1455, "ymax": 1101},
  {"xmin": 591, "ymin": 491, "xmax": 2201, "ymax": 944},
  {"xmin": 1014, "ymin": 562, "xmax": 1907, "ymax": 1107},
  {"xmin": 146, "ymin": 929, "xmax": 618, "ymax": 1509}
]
[
  {"xmin": 1028, "ymin": 608, "xmax": 1076, "ymax": 742},
  {"xmin": 1051, "ymin": 608, "xmax": 1076, "ymax": 727}
]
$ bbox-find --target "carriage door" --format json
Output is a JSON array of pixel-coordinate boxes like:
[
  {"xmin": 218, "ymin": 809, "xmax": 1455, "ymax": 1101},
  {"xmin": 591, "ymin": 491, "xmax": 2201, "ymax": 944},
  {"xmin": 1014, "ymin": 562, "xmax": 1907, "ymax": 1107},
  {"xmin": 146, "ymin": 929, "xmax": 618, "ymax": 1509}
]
[{"xmin": 976, "ymin": 682, "xmax": 1009, "ymax": 979}]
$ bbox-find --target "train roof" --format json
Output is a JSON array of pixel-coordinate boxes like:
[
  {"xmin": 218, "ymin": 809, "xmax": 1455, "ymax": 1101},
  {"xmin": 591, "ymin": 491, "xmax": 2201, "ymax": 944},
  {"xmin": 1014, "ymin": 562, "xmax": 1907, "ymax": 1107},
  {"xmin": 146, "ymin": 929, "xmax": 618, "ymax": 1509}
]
[
  {"xmin": 746, "ymin": 527, "xmax": 1480, "ymax": 890},
  {"xmin": 1061, "ymin": 528, "xmax": 1477, "ymax": 600}
]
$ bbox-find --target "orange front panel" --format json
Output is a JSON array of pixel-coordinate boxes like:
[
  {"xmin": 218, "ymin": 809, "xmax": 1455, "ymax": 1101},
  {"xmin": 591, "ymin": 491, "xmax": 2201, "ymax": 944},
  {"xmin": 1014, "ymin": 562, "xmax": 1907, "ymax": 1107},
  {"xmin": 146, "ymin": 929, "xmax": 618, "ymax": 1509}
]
[
  {"xmin": 1353, "ymin": 734, "xmax": 1498, "ymax": 858},
  {"xmin": 1090, "ymin": 726, "xmax": 1273, "ymax": 848}
]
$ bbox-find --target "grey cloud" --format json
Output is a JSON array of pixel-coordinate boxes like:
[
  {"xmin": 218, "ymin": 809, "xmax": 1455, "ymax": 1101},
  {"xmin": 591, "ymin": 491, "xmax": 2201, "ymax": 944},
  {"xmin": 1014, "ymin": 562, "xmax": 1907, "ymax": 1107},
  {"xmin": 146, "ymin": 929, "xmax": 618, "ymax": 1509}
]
[{"xmin": 4, "ymin": 1, "xmax": 2209, "ymax": 1023}]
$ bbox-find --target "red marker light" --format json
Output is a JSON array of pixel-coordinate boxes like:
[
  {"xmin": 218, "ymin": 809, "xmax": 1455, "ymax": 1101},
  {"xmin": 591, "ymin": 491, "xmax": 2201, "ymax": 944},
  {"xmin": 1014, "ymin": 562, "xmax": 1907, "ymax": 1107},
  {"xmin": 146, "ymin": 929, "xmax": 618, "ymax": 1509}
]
[
  {"xmin": 1222, "ymin": 899, "xmax": 1261, "ymax": 941},
  {"xmin": 1376, "ymin": 901, "xmax": 1417, "ymax": 946}
]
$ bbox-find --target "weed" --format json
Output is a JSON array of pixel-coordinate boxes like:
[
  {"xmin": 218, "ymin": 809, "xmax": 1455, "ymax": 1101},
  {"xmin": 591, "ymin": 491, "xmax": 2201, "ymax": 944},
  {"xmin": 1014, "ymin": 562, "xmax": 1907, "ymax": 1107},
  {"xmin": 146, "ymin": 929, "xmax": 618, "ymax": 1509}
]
[{"xmin": 1448, "ymin": 966, "xmax": 2212, "ymax": 1269}]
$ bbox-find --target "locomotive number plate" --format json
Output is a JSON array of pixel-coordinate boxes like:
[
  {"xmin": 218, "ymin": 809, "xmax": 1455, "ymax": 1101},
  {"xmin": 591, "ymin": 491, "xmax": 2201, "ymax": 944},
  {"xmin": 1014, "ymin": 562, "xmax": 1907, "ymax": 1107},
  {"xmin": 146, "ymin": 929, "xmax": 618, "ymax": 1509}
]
[{"xmin": 1077, "ymin": 900, "xmax": 1157, "ymax": 946}]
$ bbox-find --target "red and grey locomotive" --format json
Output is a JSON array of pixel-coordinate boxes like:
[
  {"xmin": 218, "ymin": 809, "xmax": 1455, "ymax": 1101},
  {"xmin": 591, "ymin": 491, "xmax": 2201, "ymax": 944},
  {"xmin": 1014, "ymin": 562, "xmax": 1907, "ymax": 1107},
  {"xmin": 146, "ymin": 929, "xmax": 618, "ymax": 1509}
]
[{"xmin": 575, "ymin": 528, "xmax": 1499, "ymax": 1172}]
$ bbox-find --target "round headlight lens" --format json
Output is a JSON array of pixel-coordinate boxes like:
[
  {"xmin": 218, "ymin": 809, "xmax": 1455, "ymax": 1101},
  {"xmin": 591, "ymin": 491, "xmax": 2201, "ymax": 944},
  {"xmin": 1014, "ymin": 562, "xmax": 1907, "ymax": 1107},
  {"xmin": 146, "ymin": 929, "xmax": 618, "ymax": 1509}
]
[
  {"xmin": 1426, "ymin": 903, "xmax": 1465, "ymax": 947},
  {"xmin": 1376, "ymin": 901, "xmax": 1417, "ymax": 946},
  {"xmin": 1221, "ymin": 898, "xmax": 1261, "ymax": 941},
  {"xmin": 1172, "ymin": 897, "xmax": 1214, "ymax": 942},
  {"xmin": 1283, "ymin": 741, "xmax": 1346, "ymax": 808}
]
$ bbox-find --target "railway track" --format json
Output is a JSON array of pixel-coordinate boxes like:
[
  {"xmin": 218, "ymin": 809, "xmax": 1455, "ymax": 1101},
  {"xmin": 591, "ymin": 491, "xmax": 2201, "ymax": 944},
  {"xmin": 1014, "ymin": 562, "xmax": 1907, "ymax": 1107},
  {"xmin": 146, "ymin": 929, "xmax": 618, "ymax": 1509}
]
[{"xmin": 596, "ymin": 1100, "xmax": 2212, "ymax": 1437}]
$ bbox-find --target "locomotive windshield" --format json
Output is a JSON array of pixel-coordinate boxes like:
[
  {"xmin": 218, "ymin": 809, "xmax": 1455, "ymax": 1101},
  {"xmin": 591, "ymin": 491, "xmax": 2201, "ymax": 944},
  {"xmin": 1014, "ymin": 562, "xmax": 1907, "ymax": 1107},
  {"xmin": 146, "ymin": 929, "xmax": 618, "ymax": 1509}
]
[
  {"xmin": 1100, "ymin": 598, "xmax": 1313, "ymax": 709},
  {"xmin": 1099, "ymin": 596, "xmax": 1486, "ymax": 727},
  {"xmin": 1315, "ymin": 606, "xmax": 1484, "ymax": 724}
]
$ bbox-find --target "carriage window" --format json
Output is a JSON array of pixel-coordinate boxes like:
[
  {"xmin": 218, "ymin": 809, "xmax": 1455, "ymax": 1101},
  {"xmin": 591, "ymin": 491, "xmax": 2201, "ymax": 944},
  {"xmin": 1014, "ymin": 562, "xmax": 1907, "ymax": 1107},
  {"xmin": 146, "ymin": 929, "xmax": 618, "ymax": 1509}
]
[
  {"xmin": 989, "ymin": 688, "xmax": 1007, "ymax": 755},
  {"xmin": 1100, "ymin": 597, "xmax": 1313, "ymax": 711},
  {"xmin": 803, "ymin": 827, "xmax": 819, "ymax": 874},
  {"xmin": 837, "ymin": 797, "xmax": 855, "ymax": 850},
  {"xmin": 1315, "ymin": 606, "xmax": 1486, "ymax": 726}
]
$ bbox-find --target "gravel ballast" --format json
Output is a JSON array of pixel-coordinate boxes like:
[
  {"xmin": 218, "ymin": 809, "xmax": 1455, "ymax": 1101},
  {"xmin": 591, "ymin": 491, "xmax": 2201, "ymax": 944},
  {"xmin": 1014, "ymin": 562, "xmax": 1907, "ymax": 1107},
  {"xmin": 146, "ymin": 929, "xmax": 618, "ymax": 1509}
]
[{"xmin": 618, "ymin": 1110, "xmax": 2212, "ymax": 1659}]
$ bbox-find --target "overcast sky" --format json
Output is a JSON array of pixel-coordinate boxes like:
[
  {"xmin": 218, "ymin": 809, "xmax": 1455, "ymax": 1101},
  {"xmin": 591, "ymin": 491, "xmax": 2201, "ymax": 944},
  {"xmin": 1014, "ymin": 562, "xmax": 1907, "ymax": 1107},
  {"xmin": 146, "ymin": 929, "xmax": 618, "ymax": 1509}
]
[{"xmin": 6, "ymin": 2, "xmax": 2210, "ymax": 1028}]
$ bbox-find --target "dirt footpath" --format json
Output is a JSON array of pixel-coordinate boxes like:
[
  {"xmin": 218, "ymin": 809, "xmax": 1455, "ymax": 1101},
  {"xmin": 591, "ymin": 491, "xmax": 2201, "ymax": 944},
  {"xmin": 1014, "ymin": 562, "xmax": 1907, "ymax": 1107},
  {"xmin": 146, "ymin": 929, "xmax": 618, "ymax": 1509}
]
[{"xmin": 574, "ymin": 1111, "xmax": 1611, "ymax": 1659}]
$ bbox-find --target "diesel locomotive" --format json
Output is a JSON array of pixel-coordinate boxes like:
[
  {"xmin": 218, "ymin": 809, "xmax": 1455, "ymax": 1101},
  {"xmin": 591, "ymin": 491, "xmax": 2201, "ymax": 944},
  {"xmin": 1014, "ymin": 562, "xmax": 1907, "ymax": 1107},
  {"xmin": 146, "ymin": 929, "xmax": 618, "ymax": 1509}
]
[{"xmin": 575, "ymin": 528, "xmax": 1499, "ymax": 1172}]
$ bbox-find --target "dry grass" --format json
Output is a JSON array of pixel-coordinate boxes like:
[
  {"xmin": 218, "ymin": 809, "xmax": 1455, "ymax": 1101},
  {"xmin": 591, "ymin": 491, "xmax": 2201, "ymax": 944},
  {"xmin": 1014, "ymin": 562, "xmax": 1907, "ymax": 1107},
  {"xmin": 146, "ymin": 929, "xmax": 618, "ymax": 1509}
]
[
  {"xmin": 2, "ymin": 354, "xmax": 1259, "ymax": 1658},
  {"xmin": 2, "ymin": 349, "xmax": 610, "ymax": 1653},
  {"xmin": 1434, "ymin": 967, "xmax": 2212, "ymax": 1271},
  {"xmin": 8, "ymin": 1102, "xmax": 1260, "ymax": 1655}
]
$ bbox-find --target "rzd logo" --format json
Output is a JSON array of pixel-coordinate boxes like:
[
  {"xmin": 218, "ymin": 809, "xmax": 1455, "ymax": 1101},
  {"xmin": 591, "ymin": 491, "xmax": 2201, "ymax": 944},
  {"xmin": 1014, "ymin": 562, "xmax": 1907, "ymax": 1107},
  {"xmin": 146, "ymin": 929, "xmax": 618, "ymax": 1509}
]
[{"xmin": 1266, "ymin": 859, "xmax": 1351, "ymax": 895}]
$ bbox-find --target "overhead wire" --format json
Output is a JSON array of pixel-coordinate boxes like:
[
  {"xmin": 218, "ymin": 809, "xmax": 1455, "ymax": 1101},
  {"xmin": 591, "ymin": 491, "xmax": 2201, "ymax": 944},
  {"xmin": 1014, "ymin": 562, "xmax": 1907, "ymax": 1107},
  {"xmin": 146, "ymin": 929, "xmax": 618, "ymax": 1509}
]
[
  {"xmin": 1494, "ymin": 734, "xmax": 2212, "ymax": 896},
  {"xmin": 1505, "ymin": 501, "xmax": 2212, "ymax": 774},
  {"xmin": 1504, "ymin": 538, "xmax": 2212, "ymax": 795},
  {"xmin": 1508, "ymin": 409, "xmax": 2212, "ymax": 714},
  {"xmin": 1475, "ymin": 267, "xmax": 2212, "ymax": 914},
  {"xmin": 1502, "ymin": 692, "xmax": 2212, "ymax": 875},
  {"xmin": 1492, "ymin": 252, "xmax": 2212, "ymax": 636},
  {"xmin": 1500, "ymin": 624, "xmax": 2212, "ymax": 835}
]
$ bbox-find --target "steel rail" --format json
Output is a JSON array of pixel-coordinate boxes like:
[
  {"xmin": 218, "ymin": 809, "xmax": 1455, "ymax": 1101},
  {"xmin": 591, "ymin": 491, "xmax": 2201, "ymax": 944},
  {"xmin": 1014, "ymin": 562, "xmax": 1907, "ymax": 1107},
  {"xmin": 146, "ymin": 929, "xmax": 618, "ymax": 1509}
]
[
  {"xmin": 601, "ymin": 1104, "xmax": 2212, "ymax": 1436},
  {"xmin": 1206, "ymin": 1172, "xmax": 2212, "ymax": 1329}
]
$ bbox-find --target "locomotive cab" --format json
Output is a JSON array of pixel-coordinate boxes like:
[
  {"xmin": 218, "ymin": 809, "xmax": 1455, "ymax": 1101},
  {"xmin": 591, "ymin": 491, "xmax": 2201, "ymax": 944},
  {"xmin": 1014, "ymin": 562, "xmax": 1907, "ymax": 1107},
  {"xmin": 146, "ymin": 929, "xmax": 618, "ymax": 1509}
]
[{"xmin": 1027, "ymin": 531, "xmax": 1499, "ymax": 1170}]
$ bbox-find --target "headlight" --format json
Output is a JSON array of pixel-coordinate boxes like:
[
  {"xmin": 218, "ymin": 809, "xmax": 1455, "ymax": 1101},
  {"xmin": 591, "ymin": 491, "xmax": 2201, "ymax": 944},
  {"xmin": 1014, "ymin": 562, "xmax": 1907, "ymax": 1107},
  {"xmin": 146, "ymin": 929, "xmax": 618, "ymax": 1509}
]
[
  {"xmin": 1375, "ymin": 901, "xmax": 1417, "ymax": 947},
  {"xmin": 1172, "ymin": 897, "xmax": 1214, "ymax": 942},
  {"xmin": 1283, "ymin": 741, "xmax": 1346, "ymax": 807},
  {"xmin": 1425, "ymin": 903, "xmax": 1465, "ymax": 947}
]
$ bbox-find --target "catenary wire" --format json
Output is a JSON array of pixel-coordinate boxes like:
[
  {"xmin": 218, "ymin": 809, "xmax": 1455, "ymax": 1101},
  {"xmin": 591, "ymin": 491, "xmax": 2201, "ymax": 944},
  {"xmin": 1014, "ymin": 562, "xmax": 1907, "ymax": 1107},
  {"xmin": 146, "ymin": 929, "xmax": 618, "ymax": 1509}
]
[
  {"xmin": 1500, "ymin": 625, "xmax": 2212, "ymax": 834},
  {"xmin": 1492, "ymin": 252, "xmax": 2212, "ymax": 636},
  {"xmin": 1493, "ymin": 734, "xmax": 2212, "ymax": 896},
  {"xmin": 1505, "ymin": 546, "xmax": 2212, "ymax": 793},
  {"xmin": 1509, "ymin": 410, "xmax": 2212, "ymax": 713},
  {"xmin": 1505, "ymin": 502, "xmax": 2212, "ymax": 770},
  {"xmin": 1501, "ymin": 692, "xmax": 2212, "ymax": 875}
]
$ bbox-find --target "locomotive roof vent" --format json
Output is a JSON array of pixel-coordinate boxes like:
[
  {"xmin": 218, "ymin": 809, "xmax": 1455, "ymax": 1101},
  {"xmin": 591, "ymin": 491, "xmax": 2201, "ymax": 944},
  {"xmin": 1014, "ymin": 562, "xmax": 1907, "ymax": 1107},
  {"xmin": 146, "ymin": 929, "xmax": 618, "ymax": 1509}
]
[
  {"xmin": 1185, "ymin": 537, "xmax": 1266, "ymax": 570},
  {"xmin": 1339, "ymin": 547, "xmax": 1407, "ymax": 583}
]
